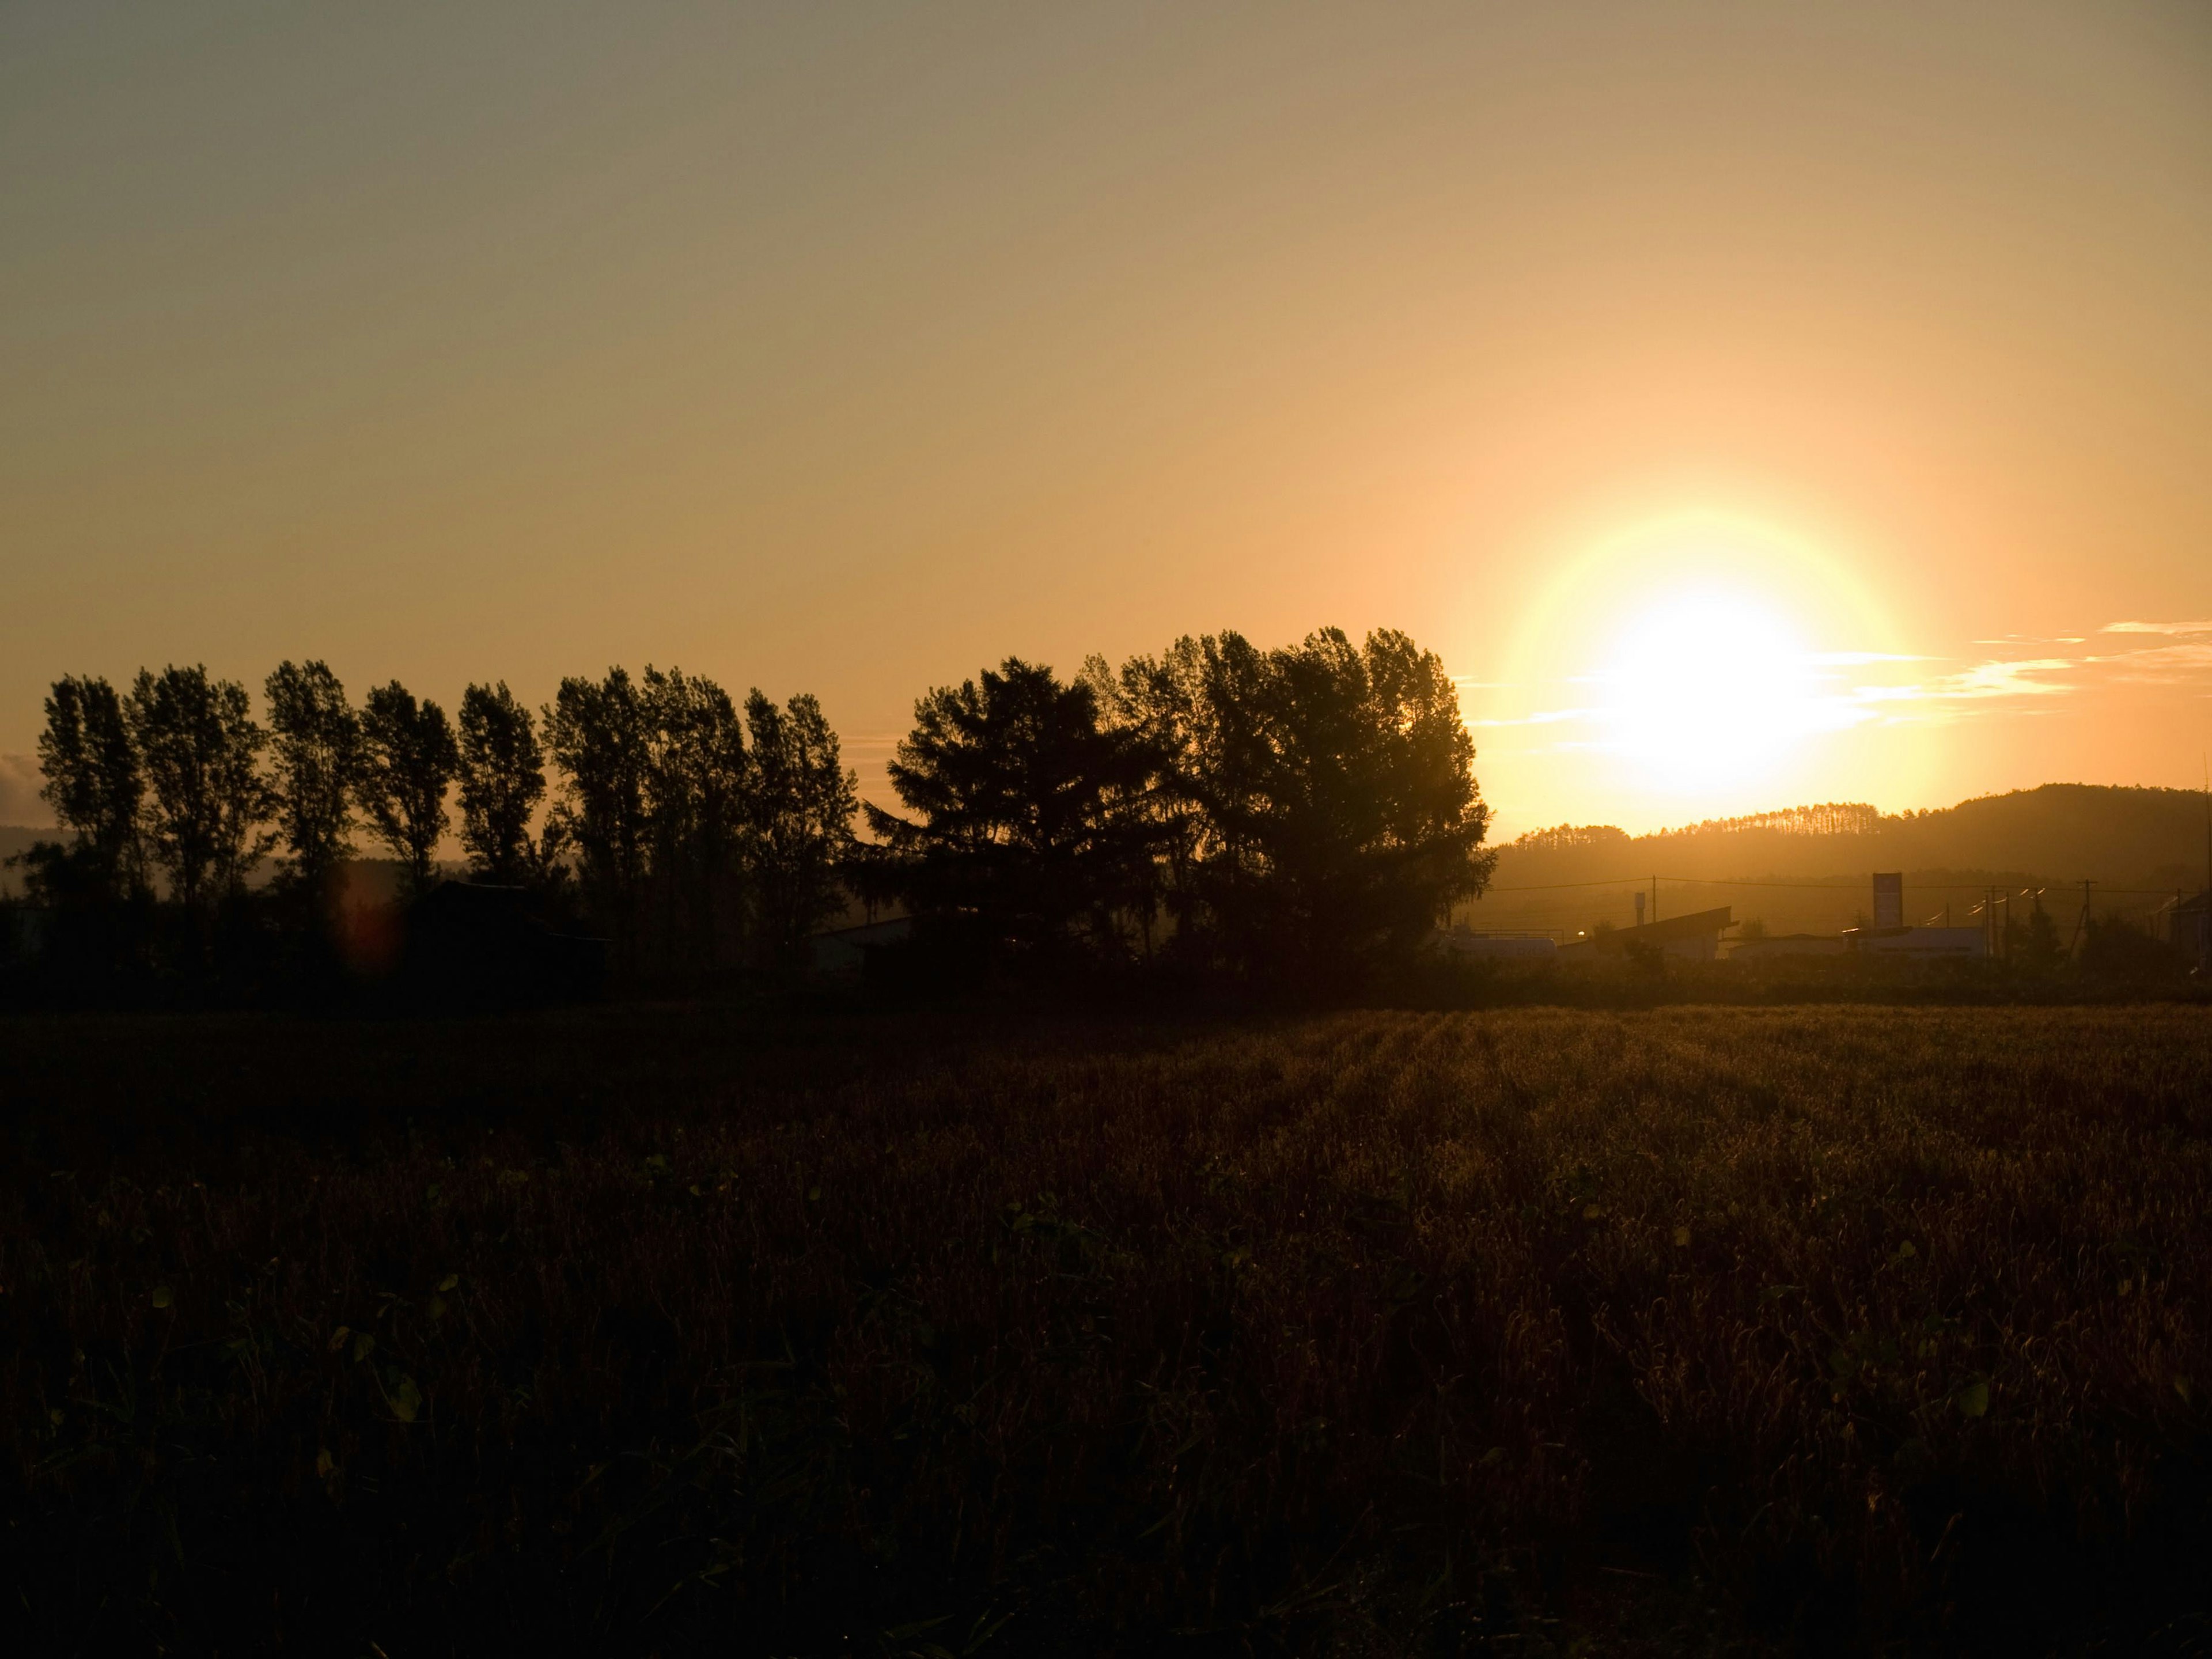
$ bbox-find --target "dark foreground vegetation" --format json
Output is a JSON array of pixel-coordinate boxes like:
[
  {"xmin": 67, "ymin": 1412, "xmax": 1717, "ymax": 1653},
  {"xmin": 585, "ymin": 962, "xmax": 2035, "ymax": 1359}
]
[{"xmin": 5, "ymin": 1005, "xmax": 2211, "ymax": 1656}]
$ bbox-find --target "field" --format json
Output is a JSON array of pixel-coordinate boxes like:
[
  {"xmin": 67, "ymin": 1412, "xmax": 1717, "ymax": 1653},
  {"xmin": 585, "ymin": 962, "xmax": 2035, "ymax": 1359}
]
[{"xmin": 3, "ymin": 1005, "xmax": 2210, "ymax": 1655}]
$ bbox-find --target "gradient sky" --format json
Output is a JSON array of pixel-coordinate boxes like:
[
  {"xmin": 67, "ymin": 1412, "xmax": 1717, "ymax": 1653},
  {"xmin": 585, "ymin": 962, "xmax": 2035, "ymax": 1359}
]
[{"xmin": 5, "ymin": 1, "xmax": 2209, "ymax": 836}]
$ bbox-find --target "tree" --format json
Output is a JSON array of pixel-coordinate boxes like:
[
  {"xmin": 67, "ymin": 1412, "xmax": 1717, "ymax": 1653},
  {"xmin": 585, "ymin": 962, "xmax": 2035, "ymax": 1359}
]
[
  {"xmin": 264, "ymin": 660, "xmax": 362, "ymax": 899},
  {"xmin": 866, "ymin": 658, "xmax": 1152, "ymax": 956},
  {"xmin": 1138, "ymin": 627, "xmax": 1494, "ymax": 984},
  {"xmin": 747, "ymin": 690, "xmax": 858, "ymax": 963},
  {"xmin": 127, "ymin": 665, "xmax": 273, "ymax": 912},
  {"xmin": 457, "ymin": 683, "xmax": 547, "ymax": 884},
  {"xmin": 359, "ymin": 681, "xmax": 459, "ymax": 896},
  {"xmin": 34, "ymin": 675, "xmax": 144, "ymax": 898},
  {"xmin": 638, "ymin": 666, "xmax": 749, "ymax": 969},
  {"xmin": 546, "ymin": 669, "xmax": 650, "ymax": 947}
]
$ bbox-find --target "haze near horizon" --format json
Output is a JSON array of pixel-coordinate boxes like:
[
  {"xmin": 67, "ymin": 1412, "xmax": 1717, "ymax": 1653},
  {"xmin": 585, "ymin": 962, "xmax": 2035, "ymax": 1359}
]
[{"xmin": 5, "ymin": 1, "xmax": 2209, "ymax": 836}]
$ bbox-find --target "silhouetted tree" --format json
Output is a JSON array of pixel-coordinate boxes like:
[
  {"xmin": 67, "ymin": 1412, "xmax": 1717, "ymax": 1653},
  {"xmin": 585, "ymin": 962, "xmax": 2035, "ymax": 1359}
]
[
  {"xmin": 33, "ymin": 675, "xmax": 144, "ymax": 900},
  {"xmin": 1116, "ymin": 627, "xmax": 1494, "ymax": 985},
  {"xmin": 747, "ymin": 690, "xmax": 859, "ymax": 963},
  {"xmin": 265, "ymin": 660, "xmax": 361, "ymax": 902},
  {"xmin": 457, "ymin": 683, "xmax": 547, "ymax": 885},
  {"xmin": 866, "ymin": 658, "xmax": 1151, "ymax": 956},
  {"xmin": 360, "ymin": 681, "xmax": 459, "ymax": 897},
  {"xmin": 127, "ymin": 665, "xmax": 273, "ymax": 913},
  {"xmin": 546, "ymin": 669, "xmax": 650, "ymax": 952},
  {"xmin": 638, "ymin": 666, "xmax": 748, "ymax": 970}
]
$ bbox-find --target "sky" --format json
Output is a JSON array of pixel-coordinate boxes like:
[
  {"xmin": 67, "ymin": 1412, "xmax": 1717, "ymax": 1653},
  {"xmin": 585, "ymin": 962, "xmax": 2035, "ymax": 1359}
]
[{"xmin": 4, "ymin": 1, "xmax": 2210, "ymax": 838}]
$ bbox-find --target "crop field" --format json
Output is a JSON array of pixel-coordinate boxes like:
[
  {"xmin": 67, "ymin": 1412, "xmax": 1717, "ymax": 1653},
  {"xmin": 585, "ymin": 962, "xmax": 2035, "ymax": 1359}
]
[{"xmin": 3, "ymin": 1004, "xmax": 2210, "ymax": 1655}]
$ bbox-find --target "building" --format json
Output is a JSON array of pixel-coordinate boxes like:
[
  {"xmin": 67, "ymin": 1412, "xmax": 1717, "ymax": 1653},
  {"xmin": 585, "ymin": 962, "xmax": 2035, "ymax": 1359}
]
[
  {"xmin": 1559, "ymin": 906, "xmax": 1734, "ymax": 962},
  {"xmin": 1843, "ymin": 925, "xmax": 1986, "ymax": 959}
]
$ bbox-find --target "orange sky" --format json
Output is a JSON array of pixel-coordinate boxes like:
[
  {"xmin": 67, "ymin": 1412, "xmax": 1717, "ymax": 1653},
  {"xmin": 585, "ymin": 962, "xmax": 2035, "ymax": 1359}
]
[{"xmin": 4, "ymin": 2, "xmax": 2209, "ymax": 836}]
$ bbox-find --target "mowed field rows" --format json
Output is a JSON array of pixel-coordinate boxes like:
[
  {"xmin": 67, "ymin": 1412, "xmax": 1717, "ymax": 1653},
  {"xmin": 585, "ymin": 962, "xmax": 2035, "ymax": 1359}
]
[{"xmin": 3, "ymin": 1005, "xmax": 2210, "ymax": 1654}]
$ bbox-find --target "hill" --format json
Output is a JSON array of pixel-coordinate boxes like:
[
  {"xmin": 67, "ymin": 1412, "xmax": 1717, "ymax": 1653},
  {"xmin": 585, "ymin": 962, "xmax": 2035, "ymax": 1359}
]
[{"xmin": 1468, "ymin": 785, "xmax": 2212, "ymax": 938}]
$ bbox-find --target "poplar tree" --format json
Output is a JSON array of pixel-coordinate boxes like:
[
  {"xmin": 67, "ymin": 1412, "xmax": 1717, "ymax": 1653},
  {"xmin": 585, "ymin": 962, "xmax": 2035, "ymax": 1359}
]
[
  {"xmin": 360, "ymin": 681, "xmax": 459, "ymax": 896},
  {"xmin": 456, "ymin": 683, "xmax": 546, "ymax": 884},
  {"xmin": 264, "ymin": 660, "xmax": 361, "ymax": 899},
  {"xmin": 127, "ymin": 665, "xmax": 273, "ymax": 911},
  {"xmin": 34, "ymin": 675, "xmax": 145, "ymax": 898},
  {"xmin": 746, "ymin": 690, "xmax": 858, "ymax": 961}
]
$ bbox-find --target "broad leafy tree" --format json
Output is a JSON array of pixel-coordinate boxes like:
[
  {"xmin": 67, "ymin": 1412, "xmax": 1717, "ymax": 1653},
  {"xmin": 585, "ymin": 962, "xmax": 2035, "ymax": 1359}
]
[
  {"xmin": 866, "ymin": 658, "xmax": 1153, "ymax": 955},
  {"xmin": 34, "ymin": 675, "xmax": 145, "ymax": 899},
  {"xmin": 747, "ymin": 689, "xmax": 858, "ymax": 962},
  {"xmin": 359, "ymin": 681, "xmax": 459, "ymax": 896},
  {"xmin": 127, "ymin": 665, "xmax": 274, "ymax": 911},
  {"xmin": 264, "ymin": 660, "xmax": 362, "ymax": 899},
  {"xmin": 1180, "ymin": 627, "xmax": 1494, "ymax": 982},
  {"xmin": 456, "ymin": 682, "xmax": 546, "ymax": 884}
]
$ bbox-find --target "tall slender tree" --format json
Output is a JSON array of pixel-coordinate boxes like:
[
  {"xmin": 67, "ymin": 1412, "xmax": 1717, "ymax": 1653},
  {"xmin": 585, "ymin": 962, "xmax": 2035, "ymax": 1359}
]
[
  {"xmin": 456, "ymin": 683, "xmax": 546, "ymax": 884},
  {"xmin": 546, "ymin": 669, "xmax": 650, "ymax": 946},
  {"xmin": 639, "ymin": 667, "xmax": 749, "ymax": 969},
  {"xmin": 127, "ymin": 665, "xmax": 273, "ymax": 912},
  {"xmin": 35, "ymin": 675, "xmax": 144, "ymax": 899},
  {"xmin": 747, "ymin": 690, "xmax": 858, "ymax": 962},
  {"xmin": 359, "ymin": 681, "xmax": 459, "ymax": 896},
  {"xmin": 264, "ymin": 660, "xmax": 361, "ymax": 900}
]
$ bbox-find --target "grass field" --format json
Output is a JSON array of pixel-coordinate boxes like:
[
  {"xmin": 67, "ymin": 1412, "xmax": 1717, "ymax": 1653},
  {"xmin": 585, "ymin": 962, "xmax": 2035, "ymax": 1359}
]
[{"xmin": 3, "ymin": 1003, "xmax": 2210, "ymax": 1655}]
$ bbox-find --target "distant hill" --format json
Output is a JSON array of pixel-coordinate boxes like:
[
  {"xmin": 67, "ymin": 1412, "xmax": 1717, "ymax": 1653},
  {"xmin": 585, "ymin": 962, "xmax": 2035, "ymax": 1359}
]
[{"xmin": 1468, "ymin": 785, "xmax": 2212, "ymax": 939}]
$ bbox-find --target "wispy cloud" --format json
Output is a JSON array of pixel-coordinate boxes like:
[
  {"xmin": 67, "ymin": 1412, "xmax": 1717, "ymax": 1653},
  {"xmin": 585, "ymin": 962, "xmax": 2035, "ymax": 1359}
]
[
  {"xmin": 1921, "ymin": 658, "xmax": 2075, "ymax": 700},
  {"xmin": 2101, "ymin": 620, "xmax": 2212, "ymax": 637}
]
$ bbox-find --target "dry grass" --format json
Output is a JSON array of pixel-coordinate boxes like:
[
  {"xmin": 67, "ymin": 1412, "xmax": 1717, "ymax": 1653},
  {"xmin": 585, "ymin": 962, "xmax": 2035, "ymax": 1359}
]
[{"xmin": 3, "ymin": 1004, "xmax": 2210, "ymax": 1655}]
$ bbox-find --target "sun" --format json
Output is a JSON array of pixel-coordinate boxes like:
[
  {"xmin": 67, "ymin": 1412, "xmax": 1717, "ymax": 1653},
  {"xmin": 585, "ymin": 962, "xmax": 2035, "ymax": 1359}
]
[
  {"xmin": 1590, "ymin": 589, "xmax": 1831, "ymax": 788},
  {"xmin": 1476, "ymin": 507, "xmax": 1926, "ymax": 826}
]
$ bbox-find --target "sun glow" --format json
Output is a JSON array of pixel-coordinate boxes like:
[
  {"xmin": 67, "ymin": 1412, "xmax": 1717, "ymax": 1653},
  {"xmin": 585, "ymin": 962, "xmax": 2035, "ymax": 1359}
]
[
  {"xmin": 1479, "ymin": 509, "xmax": 1930, "ymax": 828},
  {"xmin": 1589, "ymin": 590, "xmax": 1836, "ymax": 787}
]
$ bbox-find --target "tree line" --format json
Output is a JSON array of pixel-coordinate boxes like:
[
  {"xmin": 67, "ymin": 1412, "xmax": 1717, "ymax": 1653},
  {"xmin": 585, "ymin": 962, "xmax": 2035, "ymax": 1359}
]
[
  {"xmin": 13, "ymin": 624, "xmax": 1494, "ymax": 994},
  {"xmin": 21, "ymin": 662, "xmax": 857, "ymax": 975}
]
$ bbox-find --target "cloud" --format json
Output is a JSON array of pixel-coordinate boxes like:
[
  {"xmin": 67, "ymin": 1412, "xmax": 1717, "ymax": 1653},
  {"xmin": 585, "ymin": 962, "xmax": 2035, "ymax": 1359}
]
[
  {"xmin": 1921, "ymin": 658, "xmax": 2075, "ymax": 700},
  {"xmin": 0, "ymin": 754, "xmax": 51, "ymax": 825},
  {"xmin": 2101, "ymin": 620, "xmax": 2212, "ymax": 636}
]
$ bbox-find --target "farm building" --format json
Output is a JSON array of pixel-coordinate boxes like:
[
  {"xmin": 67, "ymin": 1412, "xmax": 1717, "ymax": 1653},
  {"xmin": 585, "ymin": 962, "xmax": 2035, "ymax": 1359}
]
[{"xmin": 1843, "ymin": 925, "xmax": 1986, "ymax": 958}]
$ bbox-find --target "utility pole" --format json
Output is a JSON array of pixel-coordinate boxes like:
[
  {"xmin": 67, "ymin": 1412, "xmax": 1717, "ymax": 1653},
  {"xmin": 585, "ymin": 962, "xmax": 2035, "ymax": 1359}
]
[
  {"xmin": 1651, "ymin": 876, "xmax": 1658, "ymax": 926},
  {"xmin": 2070, "ymin": 879, "xmax": 2092, "ymax": 960}
]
